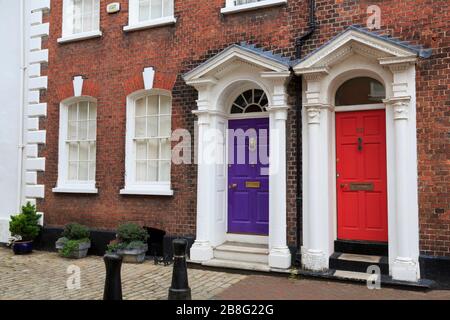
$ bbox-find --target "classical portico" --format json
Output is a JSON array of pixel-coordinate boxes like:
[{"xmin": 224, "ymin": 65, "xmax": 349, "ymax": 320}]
[
  {"xmin": 184, "ymin": 44, "xmax": 292, "ymax": 270},
  {"xmin": 293, "ymin": 26, "xmax": 430, "ymax": 282}
]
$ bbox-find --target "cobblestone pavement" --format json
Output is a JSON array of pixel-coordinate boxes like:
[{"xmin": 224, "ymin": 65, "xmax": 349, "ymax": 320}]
[
  {"xmin": 216, "ymin": 274, "xmax": 450, "ymax": 300},
  {"xmin": 1, "ymin": 248, "xmax": 449, "ymax": 300},
  {"xmin": 0, "ymin": 248, "xmax": 246, "ymax": 300}
]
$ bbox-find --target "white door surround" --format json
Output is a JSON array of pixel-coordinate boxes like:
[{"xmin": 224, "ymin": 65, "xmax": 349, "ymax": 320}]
[
  {"xmin": 294, "ymin": 26, "xmax": 425, "ymax": 282},
  {"xmin": 184, "ymin": 44, "xmax": 292, "ymax": 269}
]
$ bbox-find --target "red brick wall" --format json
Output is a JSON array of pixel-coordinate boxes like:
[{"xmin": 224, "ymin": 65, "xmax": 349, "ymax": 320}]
[{"xmin": 40, "ymin": 0, "xmax": 449, "ymax": 256}]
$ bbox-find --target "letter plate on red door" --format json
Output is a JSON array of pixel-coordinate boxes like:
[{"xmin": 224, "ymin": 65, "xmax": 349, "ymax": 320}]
[{"xmin": 349, "ymin": 182, "xmax": 374, "ymax": 191}]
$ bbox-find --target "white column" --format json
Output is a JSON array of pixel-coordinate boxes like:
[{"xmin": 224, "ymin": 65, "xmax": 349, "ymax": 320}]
[
  {"xmin": 261, "ymin": 72, "xmax": 292, "ymax": 269},
  {"xmin": 390, "ymin": 98, "xmax": 419, "ymax": 281},
  {"xmin": 190, "ymin": 111, "xmax": 214, "ymax": 261},
  {"xmin": 302, "ymin": 106, "xmax": 328, "ymax": 271},
  {"xmin": 268, "ymin": 106, "xmax": 291, "ymax": 269}
]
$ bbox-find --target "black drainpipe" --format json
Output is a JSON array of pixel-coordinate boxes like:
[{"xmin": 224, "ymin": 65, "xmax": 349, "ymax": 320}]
[{"xmin": 293, "ymin": 0, "xmax": 316, "ymax": 266}]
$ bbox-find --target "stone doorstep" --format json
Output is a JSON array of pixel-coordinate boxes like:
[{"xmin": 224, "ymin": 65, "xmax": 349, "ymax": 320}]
[{"xmin": 187, "ymin": 260, "xmax": 435, "ymax": 291}]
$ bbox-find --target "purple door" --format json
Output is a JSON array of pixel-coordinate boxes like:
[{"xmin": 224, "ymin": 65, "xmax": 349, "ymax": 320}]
[{"xmin": 228, "ymin": 118, "xmax": 269, "ymax": 235}]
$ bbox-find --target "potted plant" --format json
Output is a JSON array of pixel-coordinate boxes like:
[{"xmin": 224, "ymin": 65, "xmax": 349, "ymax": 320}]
[
  {"xmin": 9, "ymin": 202, "xmax": 42, "ymax": 254},
  {"xmin": 55, "ymin": 223, "xmax": 91, "ymax": 259},
  {"xmin": 107, "ymin": 223, "xmax": 149, "ymax": 263}
]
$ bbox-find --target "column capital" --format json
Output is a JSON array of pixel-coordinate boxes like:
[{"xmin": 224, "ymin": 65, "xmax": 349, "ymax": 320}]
[
  {"xmin": 384, "ymin": 96, "xmax": 411, "ymax": 120},
  {"xmin": 304, "ymin": 103, "xmax": 331, "ymax": 124}
]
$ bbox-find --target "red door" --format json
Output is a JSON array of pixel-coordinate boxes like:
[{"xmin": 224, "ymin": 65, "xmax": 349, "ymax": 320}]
[{"xmin": 336, "ymin": 110, "xmax": 388, "ymax": 242}]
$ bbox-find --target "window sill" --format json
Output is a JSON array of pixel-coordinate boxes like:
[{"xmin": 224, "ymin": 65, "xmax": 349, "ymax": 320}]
[
  {"xmin": 52, "ymin": 185, "xmax": 98, "ymax": 194},
  {"xmin": 221, "ymin": 0, "xmax": 287, "ymax": 14},
  {"xmin": 57, "ymin": 30, "xmax": 103, "ymax": 44},
  {"xmin": 123, "ymin": 16, "xmax": 177, "ymax": 32},
  {"xmin": 120, "ymin": 186, "xmax": 174, "ymax": 196}
]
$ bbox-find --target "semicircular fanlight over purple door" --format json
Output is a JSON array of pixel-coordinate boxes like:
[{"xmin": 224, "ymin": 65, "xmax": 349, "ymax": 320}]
[{"xmin": 228, "ymin": 118, "xmax": 269, "ymax": 235}]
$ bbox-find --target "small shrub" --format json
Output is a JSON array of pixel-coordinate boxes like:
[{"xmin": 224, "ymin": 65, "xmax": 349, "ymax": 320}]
[
  {"xmin": 60, "ymin": 239, "xmax": 89, "ymax": 258},
  {"xmin": 117, "ymin": 223, "xmax": 148, "ymax": 244},
  {"xmin": 9, "ymin": 202, "xmax": 42, "ymax": 241},
  {"xmin": 126, "ymin": 241, "xmax": 146, "ymax": 250},
  {"xmin": 61, "ymin": 223, "xmax": 90, "ymax": 240}
]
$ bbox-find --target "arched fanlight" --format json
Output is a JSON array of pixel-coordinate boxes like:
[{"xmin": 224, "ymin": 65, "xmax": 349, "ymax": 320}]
[
  {"xmin": 230, "ymin": 89, "xmax": 268, "ymax": 114},
  {"xmin": 335, "ymin": 77, "xmax": 386, "ymax": 106}
]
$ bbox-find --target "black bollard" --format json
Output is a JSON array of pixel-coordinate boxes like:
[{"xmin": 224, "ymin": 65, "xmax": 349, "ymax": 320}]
[
  {"xmin": 168, "ymin": 238, "xmax": 191, "ymax": 300},
  {"xmin": 103, "ymin": 253, "xmax": 123, "ymax": 300}
]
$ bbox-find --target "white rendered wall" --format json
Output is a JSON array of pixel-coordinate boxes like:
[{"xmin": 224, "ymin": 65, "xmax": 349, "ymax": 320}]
[
  {"xmin": 0, "ymin": 0, "xmax": 49, "ymax": 243},
  {"xmin": 0, "ymin": 0, "xmax": 22, "ymax": 242}
]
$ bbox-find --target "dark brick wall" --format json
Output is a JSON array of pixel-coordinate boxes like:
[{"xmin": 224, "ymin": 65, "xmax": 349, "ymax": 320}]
[{"xmin": 39, "ymin": 0, "xmax": 449, "ymax": 256}]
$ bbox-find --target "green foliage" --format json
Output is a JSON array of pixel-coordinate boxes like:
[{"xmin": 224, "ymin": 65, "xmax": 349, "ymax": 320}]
[
  {"xmin": 60, "ymin": 238, "xmax": 90, "ymax": 258},
  {"xmin": 126, "ymin": 241, "xmax": 146, "ymax": 250},
  {"xmin": 106, "ymin": 242, "xmax": 126, "ymax": 254},
  {"xmin": 9, "ymin": 202, "xmax": 42, "ymax": 241},
  {"xmin": 61, "ymin": 223, "xmax": 90, "ymax": 240},
  {"xmin": 117, "ymin": 223, "xmax": 148, "ymax": 244}
]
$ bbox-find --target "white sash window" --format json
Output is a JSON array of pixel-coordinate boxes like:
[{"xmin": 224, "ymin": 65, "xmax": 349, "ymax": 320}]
[
  {"xmin": 60, "ymin": 0, "xmax": 101, "ymax": 43},
  {"xmin": 124, "ymin": 0, "xmax": 176, "ymax": 31},
  {"xmin": 121, "ymin": 90, "xmax": 173, "ymax": 196},
  {"xmin": 54, "ymin": 98, "xmax": 98, "ymax": 194}
]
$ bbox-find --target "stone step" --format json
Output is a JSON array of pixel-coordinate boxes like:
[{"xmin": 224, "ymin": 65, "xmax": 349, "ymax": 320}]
[
  {"xmin": 329, "ymin": 252, "xmax": 389, "ymax": 274},
  {"xmin": 202, "ymin": 258, "xmax": 271, "ymax": 272},
  {"xmin": 214, "ymin": 242, "xmax": 269, "ymax": 264},
  {"xmin": 334, "ymin": 240, "xmax": 388, "ymax": 256}
]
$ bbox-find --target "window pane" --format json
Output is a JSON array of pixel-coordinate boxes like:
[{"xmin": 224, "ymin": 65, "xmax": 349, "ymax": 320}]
[
  {"xmin": 68, "ymin": 105, "xmax": 78, "ymax": 120},
  {"xmin": 83, "ymin": 0, "xmax": 93, "ymax": 32},
  {"xmin": 150, "ymin": 0, "xmax": 163, "ymax": 19},
  {"xmin": 148, "ymin": 160, "xmax": 158, "ymax": 181},
  {"xmin": 68, "ymin": 121, "xmax": 77, "ymax": 140},
  {"xmin": 79, "ymin": 102, "xmax": 88, "ymax": 120},
  {"xmin": 159, "ymin": 160, "xmax": 170, "ymax": 182},
  {"xmin": 135, "ymin": 117, "xmax": 146, "ymax": 137},
  {"xmin": 136, "ymin": 161, "xmax": 147, "ymax": 181},
  {"xmin": 162, "ymin": 0, "xmax": 173, "ymax": 17},
  {"xmin": 139, "ymin": 0, "xmax": 150, "ymax": 22},
  {"xmin": 79, "ymin": 161, "xmax": 89, "ymax": 180},
  {"xmin": 78, "ymin": 120, "xmax": 88, "ymax": 140},
  {"xmin": 160, "ymin": 139, "xmax": 171, "ymax": 159},
  {"xmin": 79, "ymin": 142, "xmax": 89, "ymax": 161},
  {"xmin": 160, "ymin": 95, "xmax": 171, "ymax": 114},
  {"xmin": 147, "ymin": 116, "xmax": 158, "ymax": 137},
  {"xmin": 136, "ymin": 98, "xmax": 146, "ymax": 116},
  {"xmin": 136, "ymin": 141, "xmax": 147, "ymax": 160},
  {"xmin": 89, "ymin": 103, "xmax": 97, "ymax": 120},
  {"xmin": 159, "ymin": 115, "xmax": 171, "ymax": 136},
  {"xmin": 68, "ymin": 162, "xmax": 78, "ymax": 180},
  {"xmin": 69, "ymin": 143, "xmax": 78, "ymax": 161},
  {"xmin": 88, "ymin": 120, "xmax": 96, "ymax": 140},
  {"xmin": 147, "ymin": 139, "xmax": 158, "ymax": 159},
  {"xmin": 147, "ymin": 96, "xmax": 158, "ymax": 115},
  {"xmin": 73, "ymin": 0, "xmax": 83, "ymax": 33},
  {"xmin": 89, "ymin": 143, "xmax": 96, "ymax": 161},
  {"xmin": 89, "ymin": 161, "xmax": 96, "ymax": 180}
]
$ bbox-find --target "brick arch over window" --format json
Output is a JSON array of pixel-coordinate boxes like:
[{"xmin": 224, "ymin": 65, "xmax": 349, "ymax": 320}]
[
  {"xmin": 123, "ymin": 72, "xmax": 177, "ymax": 97},
  {"xmin": 56, "ymin": 78, "xmax": 99, "ymax": 102}
]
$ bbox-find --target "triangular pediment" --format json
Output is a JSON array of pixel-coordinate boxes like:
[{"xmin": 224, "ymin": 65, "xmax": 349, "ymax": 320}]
[
  {"xmin": 184, "ymin": 44, "xmax": 291, "ymax": 82},
  {"xmin": 294, "ymin": 25, "xmax": 430, "ymax": 72}
]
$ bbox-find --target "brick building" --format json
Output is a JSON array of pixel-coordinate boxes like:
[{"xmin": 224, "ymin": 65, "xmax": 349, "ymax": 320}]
[{"xmin": 1, "ymin": 0, "xmax": 448, "ymax": 285}]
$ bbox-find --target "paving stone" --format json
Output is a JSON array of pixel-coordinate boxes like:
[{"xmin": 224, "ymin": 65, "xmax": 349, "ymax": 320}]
[{"xmin": 0, "ymin": 248, "xmax": 246, "ymax": 300}]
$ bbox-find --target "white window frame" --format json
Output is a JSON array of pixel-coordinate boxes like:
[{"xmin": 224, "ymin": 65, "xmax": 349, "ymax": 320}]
[
  {"xmin": 58, "ymin": 0, "xmax": 102, "ymax": 44},
  {"xmin": 124, "ymin": 0, "xmax": 176, "ymax": 32},
  {"xmin": 120, "ymin": 89, "xmax": 174, "ymax": 196},
  {"xmin": 221, "ymin": 0, "xmax": 287, "ymax": 14},
  {"xmin": 53, "ymin": 96, "xmax": 98, "ymax": 194}
]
